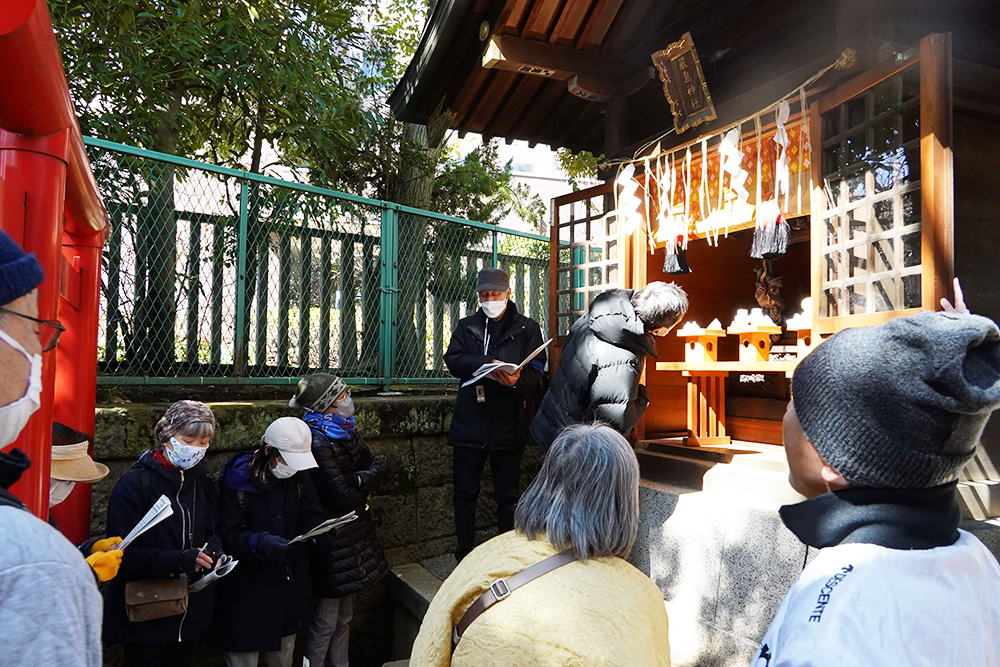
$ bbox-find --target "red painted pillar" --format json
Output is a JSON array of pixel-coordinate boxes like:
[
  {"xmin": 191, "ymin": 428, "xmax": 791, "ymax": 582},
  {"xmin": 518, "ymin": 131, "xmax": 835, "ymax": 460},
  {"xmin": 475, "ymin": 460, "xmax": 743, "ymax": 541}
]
[
  {"xmin": 0, "ymin": 127, "xmax": 70, "ymax": 518},
  {"xmin": 50, "ymin": 235, "xmax": 103, "ymax": 541}
]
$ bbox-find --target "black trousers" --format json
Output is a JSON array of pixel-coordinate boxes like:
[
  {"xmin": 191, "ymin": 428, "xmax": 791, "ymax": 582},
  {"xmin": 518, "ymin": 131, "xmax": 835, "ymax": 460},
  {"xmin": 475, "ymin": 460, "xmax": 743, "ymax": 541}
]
[
  {"xmin": 122, "ymin": 641, "xmax": 198, "ymax": 667},
  {"xmin": 453, "ymin": 446, "xmax": 523, "ymax": 562}
]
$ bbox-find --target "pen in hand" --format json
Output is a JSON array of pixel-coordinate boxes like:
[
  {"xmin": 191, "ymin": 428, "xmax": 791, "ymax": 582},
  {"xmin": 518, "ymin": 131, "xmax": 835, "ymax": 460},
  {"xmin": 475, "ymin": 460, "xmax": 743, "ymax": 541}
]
[{"xmin": 194, "ymin": 542, "xmax": 213, "ymax": 572}]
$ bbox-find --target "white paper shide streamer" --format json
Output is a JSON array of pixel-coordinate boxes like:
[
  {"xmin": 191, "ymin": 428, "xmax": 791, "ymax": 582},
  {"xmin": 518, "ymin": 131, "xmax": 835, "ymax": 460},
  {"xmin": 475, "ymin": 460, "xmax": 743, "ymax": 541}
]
[{"xmin": 613, "ymin": 164, "xmax": 644, "ymax": 236}]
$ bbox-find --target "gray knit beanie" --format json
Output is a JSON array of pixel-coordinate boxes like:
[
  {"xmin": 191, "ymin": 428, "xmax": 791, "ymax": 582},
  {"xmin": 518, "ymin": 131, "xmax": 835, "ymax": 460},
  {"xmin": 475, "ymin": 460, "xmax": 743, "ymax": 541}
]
[
  {"xmin": 792, "ymin": 311, "xmax": 1000, "ymax": 489},
  {"xmin": 289, "ymin": 373, "xmax": 347, "ymax": 413},
  {"xmin": 154, "ymin": 400, "xmax": 217, "ymax": 445}
]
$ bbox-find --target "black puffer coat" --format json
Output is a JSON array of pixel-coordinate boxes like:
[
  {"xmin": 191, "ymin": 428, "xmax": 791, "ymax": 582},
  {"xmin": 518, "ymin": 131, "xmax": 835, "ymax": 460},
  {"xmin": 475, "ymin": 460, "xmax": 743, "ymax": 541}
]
[
  {"xmin": 214, "ymin": 453, "xmax": 327, "ymax": 652},
  {"xmin": 104, "ymin": 450, "xmax": 223, "ymax": 645},
  {"xmin": 530, "ymin": 289, "xmax": 656, "ymax": 451},
  {"xmin": 444, "ymin": 301, "xmax": 547, "ymax": 450},
  {"xmin": 307, "ymin": 429, "xmax": 388, "ymax": 598}
]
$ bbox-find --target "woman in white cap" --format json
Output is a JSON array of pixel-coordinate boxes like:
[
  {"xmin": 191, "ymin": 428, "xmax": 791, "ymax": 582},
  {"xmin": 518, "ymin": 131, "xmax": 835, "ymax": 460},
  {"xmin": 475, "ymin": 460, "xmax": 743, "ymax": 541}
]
[
  {"xmin": 214, "ymin": 416, "xmax": 329, "ymax": 667},
  {"xmin": 49, "ymin": 422, "xmax": 123, "ymax": 582}
]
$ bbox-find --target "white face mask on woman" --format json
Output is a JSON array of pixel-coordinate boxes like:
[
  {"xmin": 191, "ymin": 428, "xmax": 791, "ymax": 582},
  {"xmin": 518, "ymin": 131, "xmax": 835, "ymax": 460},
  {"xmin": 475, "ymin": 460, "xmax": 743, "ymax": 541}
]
[
  {"xmin": 334, "ymin": 394, "xmax": 355, "ymax": 419},
  {"xmin": 271, "ymin": 460, "xmax": 297, "ymax": 479},
  {"xmin": 49, "ymin": 479, "xmax": 76, "ymax": 508},
  {"xmin": 0, "ymin": 329, "xmax": 42, "ymax": 448},
  {"xmin": 165, "ymin": 436, "xmax": 209, "ymax": 470}
]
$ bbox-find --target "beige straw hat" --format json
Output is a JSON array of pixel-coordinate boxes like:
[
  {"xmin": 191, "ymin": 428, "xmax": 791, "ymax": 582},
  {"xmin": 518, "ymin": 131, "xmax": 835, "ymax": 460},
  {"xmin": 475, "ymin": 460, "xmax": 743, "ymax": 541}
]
[{"xmin": 51, "ymin": 441, "xmax": 109, "ymax": 483}]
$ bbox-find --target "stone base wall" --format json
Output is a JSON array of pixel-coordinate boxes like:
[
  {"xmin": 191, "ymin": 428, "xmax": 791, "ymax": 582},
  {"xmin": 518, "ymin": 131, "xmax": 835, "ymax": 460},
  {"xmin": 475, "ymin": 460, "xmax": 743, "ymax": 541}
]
[{"xmin": 91, "ymin": 395, "xmax": 542, "ymax": 667}]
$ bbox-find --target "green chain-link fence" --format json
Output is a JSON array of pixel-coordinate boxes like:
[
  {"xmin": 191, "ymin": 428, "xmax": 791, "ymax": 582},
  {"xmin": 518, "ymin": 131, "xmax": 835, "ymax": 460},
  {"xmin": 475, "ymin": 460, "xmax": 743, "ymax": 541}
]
[{"xmin": 85, "ymin": 137, "xmax": 550, "ymax": 387}]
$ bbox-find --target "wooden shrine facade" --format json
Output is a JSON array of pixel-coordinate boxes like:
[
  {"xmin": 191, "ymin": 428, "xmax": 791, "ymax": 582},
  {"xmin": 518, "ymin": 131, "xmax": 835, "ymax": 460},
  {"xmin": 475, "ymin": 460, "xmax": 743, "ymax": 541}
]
[{"xmin": 394, "ymin": 0, "xmax": 1000, "ymax": 461}]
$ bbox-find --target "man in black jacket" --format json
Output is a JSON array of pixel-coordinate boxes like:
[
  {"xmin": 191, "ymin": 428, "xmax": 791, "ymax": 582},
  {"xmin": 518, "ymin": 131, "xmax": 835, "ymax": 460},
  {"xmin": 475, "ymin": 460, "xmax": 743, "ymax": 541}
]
[
  {"xmin": 531, "ymin": 281, "xmax": 688, "ymax": 451},
  {"xmin": 445, "ymin": 268, "xmax": 546, "ymax": 562}
]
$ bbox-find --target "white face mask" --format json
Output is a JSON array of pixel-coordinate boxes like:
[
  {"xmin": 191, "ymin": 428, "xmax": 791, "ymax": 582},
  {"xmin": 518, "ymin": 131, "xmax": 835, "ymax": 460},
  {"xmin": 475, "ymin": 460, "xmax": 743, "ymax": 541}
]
[
  {"xmin": 271, "ymin": 460, "xmax": 296, "ymax": 479},
  {"xmin": 165, "ymin": 436, "xmax": 209, "ymax": 470},
  {"xmin": 0, "ymin": 329, "xmax": 43, "ymax": 448},
  {"xmin": 334, "ymin": 394, "xmax": 355, "ymax": 419},
  {"xmin": 49, "ymin": 479, "xmax": 76, "ymax": 508},
  {"xmin": 481, "ymin": 299, "xmax": 507, "ymax": 320}
]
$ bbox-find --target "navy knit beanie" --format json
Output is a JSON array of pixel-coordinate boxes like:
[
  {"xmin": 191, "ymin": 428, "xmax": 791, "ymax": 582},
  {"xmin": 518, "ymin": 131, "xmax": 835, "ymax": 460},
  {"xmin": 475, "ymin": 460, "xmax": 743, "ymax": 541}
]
[
  {"xmin": 0, "ymin": 230, "xmax": 44, "ymax": 307},
  {"xmin": 792, "ymin": 311, "xmax": 1000, "ymax": 489}
]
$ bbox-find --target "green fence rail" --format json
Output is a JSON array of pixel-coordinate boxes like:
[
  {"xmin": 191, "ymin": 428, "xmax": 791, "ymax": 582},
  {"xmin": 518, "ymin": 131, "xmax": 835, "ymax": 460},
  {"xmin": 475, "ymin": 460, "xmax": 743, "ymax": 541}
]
[{"xmin": 85, "ymin": 137, "xmax": 550, "ymax": 388}]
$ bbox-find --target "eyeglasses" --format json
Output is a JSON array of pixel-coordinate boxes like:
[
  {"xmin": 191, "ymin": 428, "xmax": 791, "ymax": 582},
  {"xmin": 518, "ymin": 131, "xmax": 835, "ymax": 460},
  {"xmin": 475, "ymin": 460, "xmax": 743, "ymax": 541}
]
[{"xmin": 0, "ymin": 307, "xmax": 65, "ymax": 352}]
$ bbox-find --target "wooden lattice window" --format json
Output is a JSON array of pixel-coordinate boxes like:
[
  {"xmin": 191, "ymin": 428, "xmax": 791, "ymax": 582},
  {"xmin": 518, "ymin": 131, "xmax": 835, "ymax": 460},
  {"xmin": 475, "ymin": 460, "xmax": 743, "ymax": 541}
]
[
  {"xmin": 820, "ymin": 65, "xmax": 922, "ymax": 316},
  {"xmin": 811, "ymin": 33, "xmax": 952, "ymax": 334},
  {"xmin": 550, "ymin": 183, "xmax": 620, "ymax": 338}
]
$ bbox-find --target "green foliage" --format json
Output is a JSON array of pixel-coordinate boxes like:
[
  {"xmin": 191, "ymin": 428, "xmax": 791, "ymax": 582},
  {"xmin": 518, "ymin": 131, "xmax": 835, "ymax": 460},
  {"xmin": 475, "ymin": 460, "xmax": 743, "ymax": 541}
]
[
  {"xmin": 431, "ymin": 141, "xmax": 514, "ymax": 225},
  {"xmin": 429, "ymin": 140, "xmax": 545, "ymax": 229},
  {"xmin": 50, "ymin": 0, "xmax": 428, "ymax": 194},
  {"xmin": 555, "ymin": 148, "xmax": 603, "ymax": 191},
  {"xmin": 498, "ymin": 234, "xmax": 547, "ymax": 260},
  {"xmin": 52, "ymin": 0, "xmax": 549, "ymax": 223}
]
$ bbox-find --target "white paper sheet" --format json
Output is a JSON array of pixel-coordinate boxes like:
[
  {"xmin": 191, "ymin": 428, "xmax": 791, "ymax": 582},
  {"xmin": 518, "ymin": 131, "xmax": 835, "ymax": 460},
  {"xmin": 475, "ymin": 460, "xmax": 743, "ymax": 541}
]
[
  {"xmin": 118, "ymin": 494, "xmax": 174, "ymax": 551},
  {"xmin": 288, "ymin": 511, "xmax": 359, "ymax": 545}
]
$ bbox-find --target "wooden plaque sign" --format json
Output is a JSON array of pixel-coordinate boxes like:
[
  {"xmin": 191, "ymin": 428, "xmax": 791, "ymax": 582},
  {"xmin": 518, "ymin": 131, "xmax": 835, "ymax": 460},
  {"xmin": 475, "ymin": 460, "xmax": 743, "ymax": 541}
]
[{"xmin": 651, "ymin": 32, "xmax": 717, "ymax": 134}]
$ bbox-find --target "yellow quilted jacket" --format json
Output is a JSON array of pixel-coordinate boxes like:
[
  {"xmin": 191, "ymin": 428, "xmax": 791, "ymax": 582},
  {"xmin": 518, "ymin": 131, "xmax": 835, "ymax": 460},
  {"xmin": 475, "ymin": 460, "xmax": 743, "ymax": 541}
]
[{"xmin": 410, "ymin": 531, "xmax": 671, "ymax": 667}]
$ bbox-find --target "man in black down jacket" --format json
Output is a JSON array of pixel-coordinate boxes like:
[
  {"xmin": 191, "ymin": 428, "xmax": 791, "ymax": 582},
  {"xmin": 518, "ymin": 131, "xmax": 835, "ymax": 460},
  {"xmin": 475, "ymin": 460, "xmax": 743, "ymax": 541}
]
[
  {"xmin": 445, "ymin": 268, "xmax": 547, "ymax": 562},
  {"xmin": 530, "ymin": 281, "xmax": 688, "ymax": 452}
]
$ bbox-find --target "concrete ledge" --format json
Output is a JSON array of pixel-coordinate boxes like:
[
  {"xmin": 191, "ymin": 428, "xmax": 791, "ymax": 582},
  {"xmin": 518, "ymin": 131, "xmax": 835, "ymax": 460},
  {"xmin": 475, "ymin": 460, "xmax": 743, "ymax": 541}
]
[{"xmin": 388, "ymin": 563, "xmax": 444, "ymax": 621}]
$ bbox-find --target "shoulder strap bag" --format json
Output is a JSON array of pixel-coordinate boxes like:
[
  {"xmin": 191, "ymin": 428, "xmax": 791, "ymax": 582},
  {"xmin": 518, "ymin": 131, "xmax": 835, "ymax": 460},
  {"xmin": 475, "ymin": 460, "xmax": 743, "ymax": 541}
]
[{"xmin": 451, "ymin": 549, "xmax": 576, "ymax": 652}]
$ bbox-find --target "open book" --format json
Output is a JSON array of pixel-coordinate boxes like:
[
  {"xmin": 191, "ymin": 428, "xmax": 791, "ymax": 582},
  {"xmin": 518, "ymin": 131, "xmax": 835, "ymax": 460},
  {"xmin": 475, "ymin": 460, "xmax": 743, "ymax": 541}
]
[
  {"xmin": 461, "ymin": 338, "xmax": 553, "ymax": 388},
  {"xmin": 118, "ymin": 494, "xmax": 174, "ymax": 551},
  {"xmin": 288, "ymin": 511, "xmax": 358, "ymax": 545}
]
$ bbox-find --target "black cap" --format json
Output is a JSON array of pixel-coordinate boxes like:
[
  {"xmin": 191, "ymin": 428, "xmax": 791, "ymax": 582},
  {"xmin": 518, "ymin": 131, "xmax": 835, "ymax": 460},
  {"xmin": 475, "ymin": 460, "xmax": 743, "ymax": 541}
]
[{"xmin": 476, "ymin": 268, "xmax": 509, "ymax": 293}]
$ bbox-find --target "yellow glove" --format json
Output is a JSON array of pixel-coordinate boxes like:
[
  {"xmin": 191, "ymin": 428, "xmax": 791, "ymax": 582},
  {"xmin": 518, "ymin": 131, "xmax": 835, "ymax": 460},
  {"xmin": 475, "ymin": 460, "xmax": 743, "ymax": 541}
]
[
  {"xmin": 91, "ymin": 537, "xmax": 123, "ymax": 554},
  {"xmin": 86, "ymin": 550, "xmax": 123, "ymax": 582}
]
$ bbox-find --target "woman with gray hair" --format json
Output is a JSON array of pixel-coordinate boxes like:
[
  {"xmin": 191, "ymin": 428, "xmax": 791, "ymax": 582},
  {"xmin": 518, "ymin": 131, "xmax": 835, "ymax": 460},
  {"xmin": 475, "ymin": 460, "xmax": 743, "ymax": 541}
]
[{"xmin": 410, "ymin": 423, "xmax": 670, "ymax": 667}]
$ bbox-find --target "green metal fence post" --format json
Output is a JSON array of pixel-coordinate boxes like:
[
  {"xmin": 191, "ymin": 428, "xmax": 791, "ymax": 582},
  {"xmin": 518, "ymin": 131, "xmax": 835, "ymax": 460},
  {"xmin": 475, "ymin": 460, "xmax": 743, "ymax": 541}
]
[
  {"xmin": 379, "ymin": 206, "xmax": 399, "ymax": 391},
  {"xmin": 233, "ymin": 179, "xmax": 250, "ymax": 376},
  {"xmin": 492, "ymin": 229, "xmax": 499, "ymax": 268}
]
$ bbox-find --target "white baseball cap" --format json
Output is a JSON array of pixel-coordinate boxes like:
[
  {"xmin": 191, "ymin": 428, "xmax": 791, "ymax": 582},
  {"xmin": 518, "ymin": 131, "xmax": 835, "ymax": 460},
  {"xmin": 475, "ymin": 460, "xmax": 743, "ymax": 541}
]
[{"xmin": 263, "ymin": 417, "xmax": 318, "ymax": 471}]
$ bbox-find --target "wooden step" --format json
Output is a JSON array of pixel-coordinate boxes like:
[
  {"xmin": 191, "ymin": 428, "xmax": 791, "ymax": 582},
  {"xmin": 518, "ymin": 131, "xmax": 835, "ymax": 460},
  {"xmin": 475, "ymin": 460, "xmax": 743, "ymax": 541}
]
[{"xmin": 638, "ymin": 438, "xmax": 788, "ymax": 472}]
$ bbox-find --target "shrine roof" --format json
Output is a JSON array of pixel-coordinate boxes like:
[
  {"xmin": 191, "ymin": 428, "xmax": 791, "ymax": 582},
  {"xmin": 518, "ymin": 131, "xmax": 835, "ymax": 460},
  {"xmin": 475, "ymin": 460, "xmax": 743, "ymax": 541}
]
[{"xmin": 389, "ymin": 0, "xmax": 843, "ymax": 156}]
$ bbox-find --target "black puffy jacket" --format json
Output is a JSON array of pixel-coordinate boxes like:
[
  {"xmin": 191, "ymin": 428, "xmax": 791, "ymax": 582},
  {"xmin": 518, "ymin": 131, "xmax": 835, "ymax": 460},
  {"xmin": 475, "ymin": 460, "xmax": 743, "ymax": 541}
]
[
  {"xmin": 307, "ymin": 429, "xmax": 388, "ymax": 598},
  {"xmin": 530, "ymin": 289, "xmax": 656, "ymax": 451},
  {"xmin": 103, "ymin": 450, "xmax": 223, "ymax": 645},
  {"xmin": 444, "ymin": 301, "xmax": 547, "ymax": 450},
  {"xmin": 214, "ymin": 453, "xmax": 327, "ymax": 652}
]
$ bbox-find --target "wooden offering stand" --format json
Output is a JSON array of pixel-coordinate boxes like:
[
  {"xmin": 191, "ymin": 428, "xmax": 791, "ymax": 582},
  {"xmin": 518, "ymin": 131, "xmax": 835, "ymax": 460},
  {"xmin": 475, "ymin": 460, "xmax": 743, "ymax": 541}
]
[
  {"xmin": 673, "ymin": 325, "xmax": 731, "ymax": 447},
  {"xmin": 656, "ymin": 322, "xmax": 794, "ymax": 449},
  {"xmin": 786, "ymin": 322, "xmax": 818, "ymax": 359},
  {"xmin": 677, "ymin": 325, "xmax": 726, "ymax": 363},
  {"xmin": 726, "ymin": 324, "xmax": 783, "ymax": 363}
]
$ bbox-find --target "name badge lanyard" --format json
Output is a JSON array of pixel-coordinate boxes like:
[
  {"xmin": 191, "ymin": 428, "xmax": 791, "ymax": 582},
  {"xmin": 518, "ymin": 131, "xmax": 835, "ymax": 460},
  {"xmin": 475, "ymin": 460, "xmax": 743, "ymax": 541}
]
[{"xmin": 478, "ymin": 317, "xmax": 491, "ymax": 403}]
